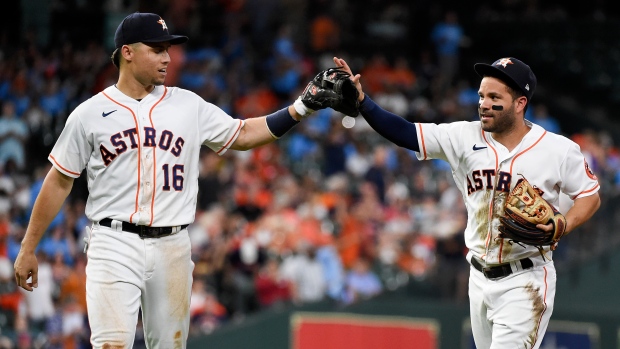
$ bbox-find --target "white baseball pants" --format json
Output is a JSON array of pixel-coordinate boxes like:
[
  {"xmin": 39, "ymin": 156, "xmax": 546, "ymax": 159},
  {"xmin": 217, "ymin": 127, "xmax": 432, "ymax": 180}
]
[
  {"xmin": 469, "ymin": 259, "xmax": 556, "ymax": 349},
  {"xmin": 85, "ymin": 224, "xmax": 194, "ymax": 348}
]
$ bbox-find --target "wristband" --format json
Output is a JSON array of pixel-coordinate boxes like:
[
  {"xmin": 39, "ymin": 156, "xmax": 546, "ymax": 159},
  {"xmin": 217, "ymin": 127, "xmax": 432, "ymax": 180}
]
[
  {"xmin": 265, "ymin": 108, "xmax": 300, "ymax": 139},
  {"xmin": 293, "ymin": 97, "xmax": 314, "ymax": 117}
]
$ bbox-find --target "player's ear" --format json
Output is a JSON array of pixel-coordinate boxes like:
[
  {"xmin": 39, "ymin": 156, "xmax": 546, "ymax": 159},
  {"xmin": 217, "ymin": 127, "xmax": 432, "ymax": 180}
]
[
  {"xmin": 120, "ymin": 44, "xmax": 135, "ymax": 63},
  {"xmin": 515, "ymin": 95, "xmax": 528, "ymax": 114}
]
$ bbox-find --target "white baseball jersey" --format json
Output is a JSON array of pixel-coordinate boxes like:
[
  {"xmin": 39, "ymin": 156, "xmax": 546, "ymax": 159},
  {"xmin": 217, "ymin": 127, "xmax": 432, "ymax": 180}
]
[
  {"xmin": 49, "ymin": 85, "xmax": 244, "ymax": 227},
  {"xmin": 415, "ymin": 120, "xmax": 600, "ymax": 264}
]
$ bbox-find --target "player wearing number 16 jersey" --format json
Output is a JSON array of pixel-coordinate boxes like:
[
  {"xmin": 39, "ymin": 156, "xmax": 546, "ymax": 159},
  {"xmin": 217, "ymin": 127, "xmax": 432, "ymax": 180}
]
[{"xmin": 14, "ymin": 12, "xmax": 323, "ymax": 349}]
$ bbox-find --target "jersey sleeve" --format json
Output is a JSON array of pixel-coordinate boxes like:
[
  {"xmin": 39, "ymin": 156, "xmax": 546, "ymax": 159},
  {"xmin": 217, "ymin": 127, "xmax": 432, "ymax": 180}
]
[
  {"xmin": 197, "ymin": 98, "xmax": 244, "ymax": 156},
  {"xmin": 559, "ymin": 142, "xmax": 600, "ymax": 199},
  {"xmin": 48, "ymin": 106, "xmax": 91, "ymax": 178},
  {"xmin": 414, "ymin": 121, "xmax": 467, "ymax": 170}
]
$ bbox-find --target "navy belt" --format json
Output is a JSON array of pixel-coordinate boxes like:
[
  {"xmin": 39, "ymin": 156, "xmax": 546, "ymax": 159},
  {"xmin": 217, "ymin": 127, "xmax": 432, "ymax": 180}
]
[
  {"xmin": 470, "ymin": 257, "xmax": 533, "ymax": 280},
  {"xmin": 99, "ymin": 218, "xmax": 188, "ymax": 239}
]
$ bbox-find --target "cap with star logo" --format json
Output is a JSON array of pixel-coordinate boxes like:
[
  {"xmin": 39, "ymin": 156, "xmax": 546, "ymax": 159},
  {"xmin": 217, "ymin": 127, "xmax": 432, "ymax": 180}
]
[
  {"xmin": 114, "ymin": 12, "xmax": 188, "ymax": 49},
  {"xmin": 474, "ymin": 57, "xmax": 537, "ymax": 102}
]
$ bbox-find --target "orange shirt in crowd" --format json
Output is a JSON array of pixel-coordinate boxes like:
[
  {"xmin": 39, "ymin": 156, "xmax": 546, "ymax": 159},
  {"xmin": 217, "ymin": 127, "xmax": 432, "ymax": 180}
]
[{"xmin": 235, "ymin": 87, "xmax": 280, "ymax": 119}]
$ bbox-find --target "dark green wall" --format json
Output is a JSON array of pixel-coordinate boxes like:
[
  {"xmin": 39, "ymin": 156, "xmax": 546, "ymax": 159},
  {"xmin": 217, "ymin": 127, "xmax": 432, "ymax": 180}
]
[{"xmin": 188, "ymin": 249, "xmax": 620, "ymax": 349}]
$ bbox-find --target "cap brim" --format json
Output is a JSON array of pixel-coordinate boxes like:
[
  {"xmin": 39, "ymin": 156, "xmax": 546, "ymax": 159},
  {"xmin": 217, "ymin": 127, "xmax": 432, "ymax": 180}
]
[
  {"xmin": 474, "ymin": 63, "xmax": 522, "ymax": 94},
  {"xmin": 142, "ymin": 34, "xmax": 188, "ymax": 45}
]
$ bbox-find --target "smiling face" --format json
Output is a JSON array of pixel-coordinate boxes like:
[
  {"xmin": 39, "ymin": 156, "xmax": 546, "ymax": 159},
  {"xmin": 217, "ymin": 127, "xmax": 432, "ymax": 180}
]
[
  {"xmin": 121, "ymin": 41, "xmax": 171, "ymax": 87},
  {"xmin": 477, "ymin": 76, "xmax": 528, "ymax": 134}
]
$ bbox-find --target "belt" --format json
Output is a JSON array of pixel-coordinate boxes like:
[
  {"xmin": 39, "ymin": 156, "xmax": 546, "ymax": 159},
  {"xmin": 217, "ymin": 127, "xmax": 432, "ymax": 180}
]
[
  {"xmin": 470, "ymin": 257, "xmax": 533, "ymax": 280},
  {"xmin": 99, "ymin": 218, "xmax": 189, "ymax": 239}
]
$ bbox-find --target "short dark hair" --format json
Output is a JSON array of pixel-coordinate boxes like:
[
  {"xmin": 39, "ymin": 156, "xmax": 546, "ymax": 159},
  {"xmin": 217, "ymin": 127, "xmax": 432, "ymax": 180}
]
[
  {"xmin": 492, "ymin": 75, "xmax": 530, "ymax": 114},
  {"xmin": 111, "ymin": 44, "xmax": 138, "ymax": 69},
  {"xmin": 501, "ymin": 80, "xmax": 529, "ymax": 113},
  {"xmin": 502, "ymin": 81, "xmax": 524, "ymax": 100},
  {"xmin": 111, "ymin": 48, "xmax": 120, "ymax": 68}
]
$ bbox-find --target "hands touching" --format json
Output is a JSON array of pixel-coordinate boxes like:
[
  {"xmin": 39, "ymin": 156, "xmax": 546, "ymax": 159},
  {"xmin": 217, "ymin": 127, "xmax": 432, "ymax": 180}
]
[{"xmin": 333, "ymin": 57, "xmax": 364, "ymax": 103}]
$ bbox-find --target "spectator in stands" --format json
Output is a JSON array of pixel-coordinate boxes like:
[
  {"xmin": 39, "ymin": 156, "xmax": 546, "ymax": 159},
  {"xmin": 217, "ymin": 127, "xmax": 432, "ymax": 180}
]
[
  {"xmin": 0, "ymin": 102, "xmax": 29, "ymax": 171},
  {"xmin": 58, "ymin": 254, "xmax": 87, "ymax": 316},
  {"xmin": 20, "ymin": 251, "xmax": 55, "ymax": 333},
  {"xmin": 280, "ymin": 241, "xmax": 326, "ymax": 304},
  {"xmin": 225, "ymin": 237, "xmax": 267, "ymax": 317},
  {"xmin": 196, "ymin": 151, "xmax": 228, "ymax": 211},
  {"xmin": 189, "ymin": 278, "xmax": 227, "ymax": 335},
  {"xmin": 430, "ymin": 10, "xmax": 466, "ymax": 99},
  {"xmin": 0, "ymin": 336, "xmax": 12, "ymax": 348},
  {"xmin": 286, "ymin": 122, "xmax": 320, "ymax": 170},
  {"xmin": 0, "ymin": 257, "xmax": 21, "ymax": 331},
  {"xmin": 45, "ymin": 295, "xmax": 88, "ymax": 349},
  {"xmin": 390, "ymin": 56, "xmax": 417, "ymax": 94},
  {"xmin": 310, "ymin": 14, "xmax": 340, "ymax": 53},
  {"xmin": 360, "ymin": 55, "xmax": 392, "ymax": 96},
  {"xmin": 40, "ymin": 225, "xmax": 75, "ymax": 267},
  {"xmin": 7, "ymin": 71, "xmax": 30, "ymax": 118},
  {"xmin": 254, "ymin": 257, "xmax": 292, "ymax": 309},
  {"xmin": 375, "ymin": 81, "xmax": 410, "ymax": 116},
  {"xmin": 343, "ymin": 257, "xmax": 382, "ymax": 304},
  {"xmin": 0, "ymin": 173, "xmax": 14, "ymax": 239},
  {"xmin": 364, "ymin": 146, "xmax": 390, "ymax": 204},
  {"xmin": 529, "ymin": 104, "xmax": 561, "ymax": 134},
  {"xmin": 322, "ymin": 125, "xmax": 349, "ymax": 177},
  {"xmin": 315, "ymin": 243, "xmax": 346, "ymax": 301},
  {"xmin": 38, "ymin": 79, "xmax": 66, "ymax": 120}
]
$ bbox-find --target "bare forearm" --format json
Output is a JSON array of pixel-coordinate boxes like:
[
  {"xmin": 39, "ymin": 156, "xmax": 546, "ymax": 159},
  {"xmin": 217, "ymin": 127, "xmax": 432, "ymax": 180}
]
[
  {"xmin": 231, "ymin": 106, "xmax": 301, "ymax": 150},
  {"xmin": 21, "ymin": 168, "xmax": 74, "ymax": 252},
  {"xmin": 564, "ymin": 193, "xmax": 601, "ymax": 234}
]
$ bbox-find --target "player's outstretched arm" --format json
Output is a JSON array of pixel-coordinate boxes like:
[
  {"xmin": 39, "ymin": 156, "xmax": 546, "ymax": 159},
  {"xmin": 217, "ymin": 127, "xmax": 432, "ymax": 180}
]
[
  {"xmin": 334, "ymin": 56, "xmax": 420, "ymax": 152},
  {"xmin": 231, "ymin": 68, "xmax": 339, "ymax": 151},
  {"xmin": 230, "ymin": 60, "xmax": 368, "ymax": 150},
  {"xmin": 230, "ymin": 105, "xmax": 302, "ymax": 151},
  {"xmin": 14, "ymin": 167, "xmax": 74, "ymax": 291}
]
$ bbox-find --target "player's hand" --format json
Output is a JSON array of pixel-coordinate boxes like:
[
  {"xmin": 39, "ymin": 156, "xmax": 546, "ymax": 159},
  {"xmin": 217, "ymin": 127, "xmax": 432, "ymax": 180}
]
[
  {"xmin": 536, "ymin": 222, "xmax": 554, "ymax": 232},
  {"xmin": 14, "ymin": 251, "xmax": 39, "ymax": 291},
  {"xmin": 333, "ymin": 57, "xmax": 364, "ymax": 102}
]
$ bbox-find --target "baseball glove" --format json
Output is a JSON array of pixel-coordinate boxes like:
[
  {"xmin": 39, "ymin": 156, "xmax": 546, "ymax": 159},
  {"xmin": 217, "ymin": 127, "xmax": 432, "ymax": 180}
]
[
  {"xmin": 300, "ymin": 68, "xmax": 360, "ymax": 117},
  {"xmin": 498, "ymin": 177, "xmax": 567, "ymax": 256}
]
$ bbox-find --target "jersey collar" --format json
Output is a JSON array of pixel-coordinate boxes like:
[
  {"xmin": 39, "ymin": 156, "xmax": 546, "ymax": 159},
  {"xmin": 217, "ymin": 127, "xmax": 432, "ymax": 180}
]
[{"xmin": 104, "ymin": 85, "xmax": 164, "ymax": 104}]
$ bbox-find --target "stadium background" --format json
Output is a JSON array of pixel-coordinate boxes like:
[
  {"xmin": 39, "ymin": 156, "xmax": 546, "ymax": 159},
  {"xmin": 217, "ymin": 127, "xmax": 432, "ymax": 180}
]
[{"xmin": 1, "ymin": 0, "xmax": 620, "ymax": 348}]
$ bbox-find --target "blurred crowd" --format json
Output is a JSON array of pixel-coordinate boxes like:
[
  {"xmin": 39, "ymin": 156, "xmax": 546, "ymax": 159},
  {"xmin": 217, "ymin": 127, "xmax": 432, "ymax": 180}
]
[{"xmin": 0, "ymin": 0, "xmax": 620, "ymax": 348}]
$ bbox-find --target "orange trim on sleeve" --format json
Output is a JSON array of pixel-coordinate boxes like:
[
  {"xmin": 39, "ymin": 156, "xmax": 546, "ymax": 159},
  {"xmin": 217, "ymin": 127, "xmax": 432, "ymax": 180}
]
[
  {"xmin": 417, "ymin": 123, "xmax": 427, "ymax": 160},
  {"xmin": 49, "ymin": 154, "xmax": 81, "ymax": 176},
  {"xmin": 102, "ymin": 91, "xmax": 141, "ymax": 224},
  {"xmin": 572, "ymin": 183, "xmax": 600, "ymax": 200},
  {"xmin": 216, "ymin": 120, "xmax": 243, "ymax": 155},
  {"xmin": 147, "ymin": 87, "xmax": 168, "ymax": 226}
]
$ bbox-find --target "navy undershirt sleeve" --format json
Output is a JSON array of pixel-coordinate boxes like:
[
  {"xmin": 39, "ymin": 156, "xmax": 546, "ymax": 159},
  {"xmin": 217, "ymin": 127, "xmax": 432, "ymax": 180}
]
[{"xmin": 358, "ymin": 95, "xmax": 420, "ymax": 152}]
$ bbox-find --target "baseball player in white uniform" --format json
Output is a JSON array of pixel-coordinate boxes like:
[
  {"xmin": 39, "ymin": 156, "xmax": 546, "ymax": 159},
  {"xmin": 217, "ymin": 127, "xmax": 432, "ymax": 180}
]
[
  {"xmin": 334, "ymin": 56, "xmax": 601, "ymax": 348},
  {"xmin": 13, "ymin": 12, "xmax": 322, "ymax": 349}
]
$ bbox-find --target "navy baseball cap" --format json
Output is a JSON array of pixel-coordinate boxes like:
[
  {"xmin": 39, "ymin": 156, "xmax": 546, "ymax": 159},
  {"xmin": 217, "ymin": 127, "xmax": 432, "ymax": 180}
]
[
  {"xmin": 474, "ymin": 57, "xmax": 536, "ymax": 102},
  {"xmin": 114, "ymin": 12, "xmax": 188, "ymax": 48}
]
